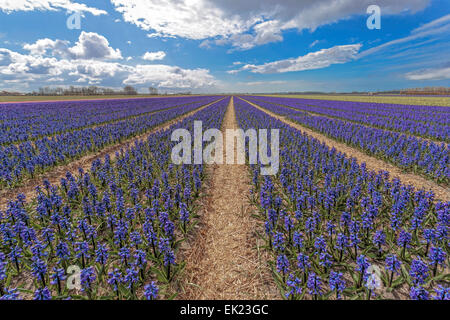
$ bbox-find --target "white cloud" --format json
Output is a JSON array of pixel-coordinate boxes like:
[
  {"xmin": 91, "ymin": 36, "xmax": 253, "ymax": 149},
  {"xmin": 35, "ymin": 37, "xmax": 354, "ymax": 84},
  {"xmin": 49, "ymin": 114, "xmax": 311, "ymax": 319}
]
[
  {"xmin": 23, "ymin": 38, "xmax": 70, "ymax": 56},
  {"xmin": 0, "ymin": 48, "xmax": 66, "ymax": 79},
  {"xmin": 1, "ymin": 48, "xmax": 217, "ymax": 89},
  {"xmin": 405, "ymin": 66, "xmax": 450, "ymax": 80},
  {"xmin": 1, "ymin": 33, "xmax": 217, "ymax": 91},
  {"xmin": 224, "ymin": 20, "xmax": 283, "ymax": 51},
  {"xmin": 68, "ymin": 32, "xmax": 122, "ymax": 60},
  {"xmin": 147, "ymin": 32, "xmax": 176, "ymax": 39},
  {"xmin": 124, "ymin": 65, "xmax": 217, "ymax": 89},
  {"xmin": 199, "ymin": 40, "xmax": 212, "ymax": 49},
  {"xmin": 46, "ymin": 76, "xmax": 65, "ymax": 82},
  {"xmin": 0, "ymin": 0, "xmax": 106, "ymax": 15},
  {"xmin": 69, "ymin": 60, "xmax": 130, "ymax": 79},
  {"xmin": 111, "ymin": 0, "xmax": 253, "ymax": 40},
  {"xmin": 23, "ymin": 32, "xmax": 123, "ymax": 60},
  {"xmin": 412, "ymin": 13, "xmax": 450, "ymax": 33},
  {"xmin": 309, "ymin": 40, "xmax": 320, "ymax": 48},
  {"xmin": 200, "ymin": 21, "xmax": 283, "ymax": 51},
  {"xmin": 226, "ymin": 69, "xmax": 241, "ymax": 75},
  {"xmin": 111, "ymin": 0, "xmax": 429, "ymax": 50},
  {"xmin": 229, "ymin": 44, "xmax": 361, "ymax": 74},
  {"xmin": 142, "ymin": 51, "xmax": 166, "ymax": 61},
  {"xmin": 358, "ymin": 14, "xmax": 450, "ymax": 58},
  {"xmin": 238, "ymin": 80, "xmax": 288, "ymax": 86},
  {"xmin": 0, "ymin": 49, "xmax": 13, "ymax": 66}
]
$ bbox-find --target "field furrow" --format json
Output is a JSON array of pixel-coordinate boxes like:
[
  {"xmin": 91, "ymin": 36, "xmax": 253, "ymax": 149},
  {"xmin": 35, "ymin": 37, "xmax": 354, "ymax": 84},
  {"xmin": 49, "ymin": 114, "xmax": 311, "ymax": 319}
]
[{"xmin": 179, "ymin": 97, "xmax": 279, "ymax": 300}]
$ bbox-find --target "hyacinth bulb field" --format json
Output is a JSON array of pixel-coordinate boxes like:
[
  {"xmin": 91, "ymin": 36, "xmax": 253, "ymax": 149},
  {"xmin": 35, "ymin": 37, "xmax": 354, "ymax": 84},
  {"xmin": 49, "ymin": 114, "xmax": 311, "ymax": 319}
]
[
  {"xmin": 0, "ymin": 96, "xmax": 221, "ymax": 188},
  {"xmin": 0, "ymin": 95, "xmax": 448, "ymax": 302}
]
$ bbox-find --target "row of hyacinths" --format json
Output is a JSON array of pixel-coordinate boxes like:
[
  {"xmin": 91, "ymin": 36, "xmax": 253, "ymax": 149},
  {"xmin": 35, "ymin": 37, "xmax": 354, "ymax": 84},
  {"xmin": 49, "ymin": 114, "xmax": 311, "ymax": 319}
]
[
  {"xmin": 242, "ymin": 96, "xmax": 449, "ymax": 185},
  {"xmin": 0, "ymin": 97, "xmax": 229, "ymax": 300},
  {"xmin": 0, "ymin": 96, "xmax": 222, "ymax": 188},
  {"xmin": 235, "ymin": 97, "xmax": 449, "ymax": 300},
  {"xmin": 246, "ymin": 96, "xmax": 449, "ymax": 141}
]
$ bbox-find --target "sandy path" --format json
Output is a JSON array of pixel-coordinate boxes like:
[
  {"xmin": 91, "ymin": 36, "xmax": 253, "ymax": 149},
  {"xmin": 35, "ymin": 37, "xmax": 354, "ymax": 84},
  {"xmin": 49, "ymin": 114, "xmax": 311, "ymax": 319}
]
[
  {"xmin": 240, "ymin": 97, "xmax": 449, "ymax": 202},
  {"xmin": 179, "ymin": 97, "xmax": 280, "ymax": 300},
  {"xmin": 0, "ymin": 98, "xmax": 225, "ymax": 210}
]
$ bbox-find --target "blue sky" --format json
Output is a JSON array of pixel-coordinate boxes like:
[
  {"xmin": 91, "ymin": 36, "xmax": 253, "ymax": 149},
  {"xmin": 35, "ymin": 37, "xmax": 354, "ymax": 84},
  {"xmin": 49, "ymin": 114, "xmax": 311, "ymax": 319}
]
[{"xmin": 0, "ymin": 0, "xmax": 449, "ymax": 93}]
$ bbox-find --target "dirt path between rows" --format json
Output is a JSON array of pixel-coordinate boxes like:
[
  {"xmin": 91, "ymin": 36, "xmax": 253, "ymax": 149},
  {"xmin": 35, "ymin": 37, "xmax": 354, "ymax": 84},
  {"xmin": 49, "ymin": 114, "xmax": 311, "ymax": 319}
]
[
  {"xmin": 240, "ymin": 97, "xmax": 449, "ymax": 202},
  {"xmin": 0, "ymin": 98, "xmax": 225, "ymax": 210},
  {"xmin": 178, "ymin": 97, "xmax": 280, "ymax": 300}
]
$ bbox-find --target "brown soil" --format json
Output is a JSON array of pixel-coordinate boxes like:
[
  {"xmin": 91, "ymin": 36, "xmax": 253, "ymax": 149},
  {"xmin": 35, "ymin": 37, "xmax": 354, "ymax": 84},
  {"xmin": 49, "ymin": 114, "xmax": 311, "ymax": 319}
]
[
  {"xmin": 0, "ymin": 98, "xmax": 225, "ymax": 210},
  {"xmin": 178, "ymin": 97, "xmax": 280, "ymax": 300},
  {"xmin": 240, "ymin": 97, "xmax": 450, "ymax": 202}
]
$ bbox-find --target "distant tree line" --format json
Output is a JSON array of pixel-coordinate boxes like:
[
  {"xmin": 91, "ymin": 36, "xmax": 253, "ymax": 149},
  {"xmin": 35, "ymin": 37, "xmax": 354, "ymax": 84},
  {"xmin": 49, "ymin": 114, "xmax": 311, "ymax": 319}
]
[
  {"xmin": 267, "ymin": 87, "xmax": 450, "ymax": 96},
  {"xmin": 0, "ymin": 86, "xmax": 169, "ymax": 96},
  {"xmin": 0, "ymin": 85, "xmax": 199, "ymax": 96},
  {"xmin": 24, "ymin": 85, "xmax": 140, "ymax": 96},
  {"xmin": 0, "ymin": 90, "xmax": 23, "ymax": 96},
  {"xmin": 398, "ymin": 87, "xmax": 450, "ymax": 95}
]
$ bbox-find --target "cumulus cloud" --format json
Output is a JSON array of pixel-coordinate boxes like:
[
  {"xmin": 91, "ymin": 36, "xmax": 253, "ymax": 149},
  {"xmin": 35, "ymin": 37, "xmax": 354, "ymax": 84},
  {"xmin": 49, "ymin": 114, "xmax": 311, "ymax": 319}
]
[
  {"xmin": 111, "ymin": 0, "xmax": 429, "ymax": 50},
  {"xmin": 69, "ymin": 60, "xmax": 130, "ymax": 79},
  {"xmin": 200, "ymin": 20, "xmax": 283, "ymax": 51},
  {"xmin": 124, "ymin": 65, "xmax": 216, "ymax": 89},
  {"xmin": 68, "ymin": 32, "xmax": 122, "ymax": 60},
  {"xmin": 405, "ymin": 66, "xmax": 450, "ymax": 80},
  {"xmin": 1, "ymin": 33, "xmax": 217, "ymax": 91},
  {"xmin": 0, "ymin": 49, "xmax": 14, "ymax": 66},
  {"xmin": 229, "ymin": 44, "xmax": 361, "ymax": 74},
  {"xmin": 0, "ymin": 0, "xmax": 106, "ymax": 15},
  {"xmin": 224, "ymin": 20, "xmax": 283, "ymax": 51},
  {"xmin": 142, "ymin": 51, "xmax": 166, "ymax": 61},
  {"xmin": 111, "ymin": 0, "xmax": 253, "ymax": 40},
  {"xmin": 0, "ymin": 48, "xmax": 64, "ymax": 80},
  {"xmin": 23, "ymin": 38, "xmax": 70, "ymax": 56},
  {"xmin": 23, "ymin": 32, "xmax": 123, "ymax": 60},
  {"xmin": 0, "ymin": 47, "xmax": 217, "ymax": 89}
]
